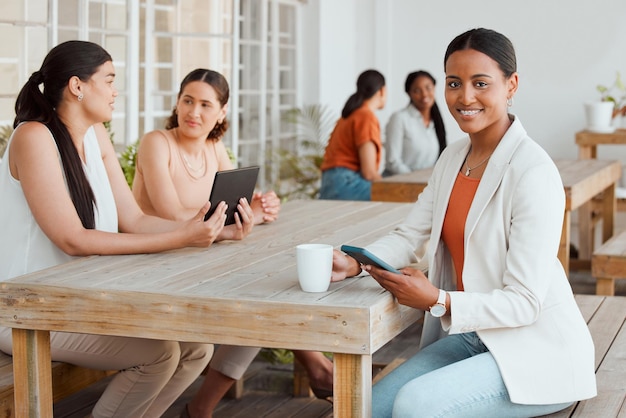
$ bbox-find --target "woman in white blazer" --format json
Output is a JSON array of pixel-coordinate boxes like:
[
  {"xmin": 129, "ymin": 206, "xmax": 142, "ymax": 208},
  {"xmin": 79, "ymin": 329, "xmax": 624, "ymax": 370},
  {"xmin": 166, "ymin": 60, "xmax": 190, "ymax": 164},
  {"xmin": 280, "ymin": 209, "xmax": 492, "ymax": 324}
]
[{"xmin": 332, "ymin": 28, "xmax": 597, "ymax": 417}]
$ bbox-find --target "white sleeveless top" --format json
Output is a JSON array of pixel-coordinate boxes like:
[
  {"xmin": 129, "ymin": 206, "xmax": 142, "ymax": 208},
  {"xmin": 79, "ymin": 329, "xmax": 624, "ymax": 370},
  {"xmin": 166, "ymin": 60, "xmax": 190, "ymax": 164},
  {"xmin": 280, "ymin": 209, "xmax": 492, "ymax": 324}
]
[{"xmin": 0, "ymin": 125, "xmax": 118, "ymax": 280}]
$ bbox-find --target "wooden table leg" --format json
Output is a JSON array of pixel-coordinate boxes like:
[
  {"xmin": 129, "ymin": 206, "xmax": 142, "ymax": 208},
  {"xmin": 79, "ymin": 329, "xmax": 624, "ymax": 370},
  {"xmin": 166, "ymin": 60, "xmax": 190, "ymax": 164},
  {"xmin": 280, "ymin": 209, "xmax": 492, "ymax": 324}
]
[
  {"xmin": 578, "ymin": 201, "xmax": 593, "ymax": 261},
  {"xmin": 601, "ymin": 184, "xmax": 616, "ymax": 243},
  {"xmin": 12, "ymin": 329, "xmax": 53, "ymax": 418},
  {"xmin": 578, "ymin": 144, "xmax": 596, "ymax": 159},
  {"xmin": 596, "ymin": 278, "xmax": 616, "ymax": 296},
  {"xmin": 559, "ymin": 209, "xmax": 571, "ymax": 276},
  {"xmin": 334, "ymin": 353, "xmax": 372, "ymax": 418}
]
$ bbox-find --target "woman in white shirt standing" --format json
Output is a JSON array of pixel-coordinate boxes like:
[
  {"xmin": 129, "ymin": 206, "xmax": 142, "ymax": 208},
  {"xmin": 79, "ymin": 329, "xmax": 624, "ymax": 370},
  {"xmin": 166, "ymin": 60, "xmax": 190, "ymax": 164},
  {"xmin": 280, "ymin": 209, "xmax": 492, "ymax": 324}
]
[{"xmin": 384, "ymin": 70, "xmax": 447, "ymax": 175}]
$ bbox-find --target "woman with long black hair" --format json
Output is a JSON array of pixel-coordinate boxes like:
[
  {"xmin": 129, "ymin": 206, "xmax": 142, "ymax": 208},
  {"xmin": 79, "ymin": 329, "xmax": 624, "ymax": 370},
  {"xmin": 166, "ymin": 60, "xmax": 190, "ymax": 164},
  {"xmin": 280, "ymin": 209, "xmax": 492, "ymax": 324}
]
[
  {"xmin": 384, "ymin": 70, "xmax": 447, "ymax": 175},
  {"xmin": 0, "ymin": 40, "xmax": 223, "ymax": 417}
]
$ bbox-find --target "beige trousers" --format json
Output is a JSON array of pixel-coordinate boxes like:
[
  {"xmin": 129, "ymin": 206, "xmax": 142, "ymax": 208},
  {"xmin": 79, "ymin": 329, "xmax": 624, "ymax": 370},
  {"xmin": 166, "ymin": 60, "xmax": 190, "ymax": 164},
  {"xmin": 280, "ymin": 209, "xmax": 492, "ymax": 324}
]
[
  {"xmin": 209, "ymin": 345, "xmax": 261, "ymax": 380},
  {"xmin": 0, "ymin": 327, "xmax": 212, "ymax": 418}
]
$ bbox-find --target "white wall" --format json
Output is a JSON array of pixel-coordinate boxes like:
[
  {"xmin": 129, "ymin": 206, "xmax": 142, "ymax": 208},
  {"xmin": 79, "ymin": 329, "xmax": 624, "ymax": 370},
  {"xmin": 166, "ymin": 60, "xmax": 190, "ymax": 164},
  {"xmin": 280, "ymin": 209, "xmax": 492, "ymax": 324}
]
[{"xmin": 302, "ymin": 0, "xmax": 626, "ymax": 166}]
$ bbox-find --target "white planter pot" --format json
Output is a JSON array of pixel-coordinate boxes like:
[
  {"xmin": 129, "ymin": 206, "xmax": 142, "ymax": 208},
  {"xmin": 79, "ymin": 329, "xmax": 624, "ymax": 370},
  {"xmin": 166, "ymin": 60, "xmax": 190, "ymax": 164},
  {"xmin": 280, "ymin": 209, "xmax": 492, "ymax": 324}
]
[{"xmin": 584, "ymin": 101, "xmax": 615, "ymax": 133}]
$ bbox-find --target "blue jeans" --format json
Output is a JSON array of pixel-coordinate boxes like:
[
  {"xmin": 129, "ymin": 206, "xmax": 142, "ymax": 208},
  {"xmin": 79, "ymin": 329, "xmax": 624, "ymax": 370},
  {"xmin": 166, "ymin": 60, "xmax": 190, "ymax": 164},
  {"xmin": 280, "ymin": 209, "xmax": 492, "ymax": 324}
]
[
  {"xmin": 319, "ymin": 167, "xmax": 371, "ymax": 200},
  {"xmin": 373, "ymin": 332, "xmax": 573, "ymax": 418}
]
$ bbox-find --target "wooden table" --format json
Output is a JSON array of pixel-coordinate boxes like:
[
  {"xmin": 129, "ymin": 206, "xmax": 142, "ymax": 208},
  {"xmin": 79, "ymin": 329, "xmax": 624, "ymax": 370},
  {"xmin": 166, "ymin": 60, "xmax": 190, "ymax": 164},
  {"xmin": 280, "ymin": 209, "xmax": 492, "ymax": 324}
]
[
  {"xmin": 575, "ymin": 129, "xmax": 626, "ymax": 263},
  {"xmin": 557, "ymin": 159, "xmax": 620, "ymax": 272},
  {"xmin": 371, "ymin": 169, "xmax": 433, "ymax": 203},
  {"xmin": 576, "ymin": 128, "xmax": 626, "ymax": 159},
  {"xmin": 0, "ymin": 200, "xmax": 421, "ymax": 418},
  {"xmin": 371, "ymin": 159, "xmax": 622, "ymax": 276}
]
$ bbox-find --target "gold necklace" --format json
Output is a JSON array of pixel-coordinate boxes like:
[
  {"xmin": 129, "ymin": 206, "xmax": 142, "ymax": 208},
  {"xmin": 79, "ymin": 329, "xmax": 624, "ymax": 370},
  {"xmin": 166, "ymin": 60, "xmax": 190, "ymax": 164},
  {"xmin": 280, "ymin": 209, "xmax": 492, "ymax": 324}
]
[
  {"xmin": 463, "ymin": 148, "xmax": 492, "ymax": 176},
  {"xmin": 174, "ymin": 128, "xmax": 207, "ymax": 179},
  {"xmin": 181, "ymin": 153, "xmax": 205, "ymax": 172}
]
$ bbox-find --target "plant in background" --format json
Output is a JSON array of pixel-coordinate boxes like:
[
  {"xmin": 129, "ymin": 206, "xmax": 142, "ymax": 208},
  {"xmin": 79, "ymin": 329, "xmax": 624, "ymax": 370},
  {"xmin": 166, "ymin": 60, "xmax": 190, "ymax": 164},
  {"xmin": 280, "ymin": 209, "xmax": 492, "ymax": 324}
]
[
  {"xmin": 226, "ymin": 146, "xmax": 236, "ymax": 165},
  {"xmin": 119, "ymin": 141, "xmax": 139, "ymax": 187},
  {"xmin": 104, "ymin": 120, "xmax": 115, "ymax": 143},
  {"xmin": 270, "ymin": 104, "xmax": 336, "ymax": 201},
  {"xmin": 597, "ymin": 72, "xmax": 626, "ymax": 118},
  {"xmin": 0, "ymin": 125, "xmax": 14, "ymax": 159},
  {"xmin": 259, "ymin": 348, "xmax": 295, "ymax": 365}
]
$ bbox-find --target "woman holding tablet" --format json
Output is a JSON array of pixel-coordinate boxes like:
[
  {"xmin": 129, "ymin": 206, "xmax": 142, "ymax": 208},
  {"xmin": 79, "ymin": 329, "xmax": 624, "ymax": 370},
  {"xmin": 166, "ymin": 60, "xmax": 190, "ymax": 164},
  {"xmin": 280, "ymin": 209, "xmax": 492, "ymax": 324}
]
[
  {"xmin": 133, "ymin": 69, "xmax": 333, "ymax": 417},
  {"xmin": 132, "ymin": 69, "xmax": 263, "ymax": 240},
  {"xmin": 331, "ymin": 28, "xmax": 596, "ymax": 417}
]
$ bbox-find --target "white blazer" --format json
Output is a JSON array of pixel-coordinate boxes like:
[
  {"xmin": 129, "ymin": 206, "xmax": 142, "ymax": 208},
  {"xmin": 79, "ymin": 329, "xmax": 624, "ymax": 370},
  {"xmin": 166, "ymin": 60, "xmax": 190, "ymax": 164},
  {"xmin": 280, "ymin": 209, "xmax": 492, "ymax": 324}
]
[{"xmin": 367, "ymin": 116, "xmax": 597, "ymax": 405}]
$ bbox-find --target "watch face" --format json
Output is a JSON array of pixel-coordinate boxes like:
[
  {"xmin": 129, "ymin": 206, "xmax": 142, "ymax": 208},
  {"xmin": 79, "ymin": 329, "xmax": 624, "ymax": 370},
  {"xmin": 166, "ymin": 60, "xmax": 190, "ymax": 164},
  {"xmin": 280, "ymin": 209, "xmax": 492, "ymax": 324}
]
[{"xmin": 430, "ymin": 304, "xmax": 446, "ymax": 317}]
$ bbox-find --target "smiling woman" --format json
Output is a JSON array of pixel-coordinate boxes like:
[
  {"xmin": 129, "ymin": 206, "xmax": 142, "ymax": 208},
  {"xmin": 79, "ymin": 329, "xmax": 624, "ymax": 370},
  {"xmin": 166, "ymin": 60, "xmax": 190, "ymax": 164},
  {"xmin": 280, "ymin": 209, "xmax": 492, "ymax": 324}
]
[
  {"xmin": 443, "ymin": 46, "xmax": 518, "ymax": 175},
  {"xmin": 330, "ymin": 28, "xmax": 597, "ymax": 418}
]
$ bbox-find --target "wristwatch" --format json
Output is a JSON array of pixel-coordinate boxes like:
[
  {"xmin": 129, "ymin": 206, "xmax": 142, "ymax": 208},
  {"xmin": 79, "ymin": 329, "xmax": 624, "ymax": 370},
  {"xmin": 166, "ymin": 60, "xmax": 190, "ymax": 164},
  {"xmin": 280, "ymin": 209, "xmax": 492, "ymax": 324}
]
[{"xmin": 429, "ymin": 289, "xmax": 447, "ymax": 317}]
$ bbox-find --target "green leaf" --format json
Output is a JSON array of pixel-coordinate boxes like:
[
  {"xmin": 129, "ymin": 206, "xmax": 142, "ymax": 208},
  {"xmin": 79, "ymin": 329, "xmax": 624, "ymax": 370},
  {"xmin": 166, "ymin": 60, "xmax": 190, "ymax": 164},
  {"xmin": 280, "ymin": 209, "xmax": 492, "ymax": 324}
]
[
  {"xmin": 616, "ymin": 72, "xmax": 625, "ymax": 91},
  {"xmin": 118, "ymin": 141, "xmax": 139, "ymax": 188},
  {"xmin": 268, "ymin": 104, "xmax": 337, "ymax": 201}
]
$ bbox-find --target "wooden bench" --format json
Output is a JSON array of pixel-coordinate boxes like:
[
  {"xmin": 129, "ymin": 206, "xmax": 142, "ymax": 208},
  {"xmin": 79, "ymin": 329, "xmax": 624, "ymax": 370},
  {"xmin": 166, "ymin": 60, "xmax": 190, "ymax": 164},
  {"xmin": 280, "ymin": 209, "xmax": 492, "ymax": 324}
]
[
  {"xmin": 0, "ymin": 351, "xmax": 115, "ymax": 417},
  {"xmin": 592, "ymin": 229, "xmax": 626, "ymax": 295},
  {"xmin": 544, "ymin": 295, "xmax": 626, "ymax": 417}
]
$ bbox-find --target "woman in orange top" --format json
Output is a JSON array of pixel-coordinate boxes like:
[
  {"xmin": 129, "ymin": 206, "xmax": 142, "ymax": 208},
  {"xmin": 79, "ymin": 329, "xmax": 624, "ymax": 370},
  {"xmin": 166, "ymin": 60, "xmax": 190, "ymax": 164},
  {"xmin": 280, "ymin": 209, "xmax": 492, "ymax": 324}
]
[{"xmin": 319, "ymin": 69, "xmax": 386, "ymax": 200}]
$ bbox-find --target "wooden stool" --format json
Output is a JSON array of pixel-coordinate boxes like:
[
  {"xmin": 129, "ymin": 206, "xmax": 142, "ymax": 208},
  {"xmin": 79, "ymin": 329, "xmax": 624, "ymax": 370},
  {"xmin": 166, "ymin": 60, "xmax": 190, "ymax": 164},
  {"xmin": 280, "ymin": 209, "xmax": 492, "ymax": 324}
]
[{"xmin": 592, "ymin": 229, "xmax": 626, "ymax": 295}]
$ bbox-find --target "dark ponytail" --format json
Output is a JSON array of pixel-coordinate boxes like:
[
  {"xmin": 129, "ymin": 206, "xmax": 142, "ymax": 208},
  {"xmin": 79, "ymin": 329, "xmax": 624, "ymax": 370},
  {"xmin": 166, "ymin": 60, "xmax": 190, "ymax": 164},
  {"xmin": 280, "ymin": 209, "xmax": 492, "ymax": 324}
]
[
  {"xmin": 341, "ymin": 69, "xmax": 385, "ymax": 119},
  {"xmin": 14, "ymin": 40, "xmax": 113, "ymax": 230}
]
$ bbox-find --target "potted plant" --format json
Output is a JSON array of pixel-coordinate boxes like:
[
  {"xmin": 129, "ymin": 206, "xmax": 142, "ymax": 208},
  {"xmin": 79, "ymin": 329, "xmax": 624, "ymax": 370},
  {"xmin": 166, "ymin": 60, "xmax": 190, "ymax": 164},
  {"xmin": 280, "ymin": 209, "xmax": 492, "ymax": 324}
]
[
  {"xmin": 597, "ymin": 72, "xmax": 626, "ymax": 118},
  {"xmin": 585, "ymin": 72, "xmax": 626, "ymax": 132}
]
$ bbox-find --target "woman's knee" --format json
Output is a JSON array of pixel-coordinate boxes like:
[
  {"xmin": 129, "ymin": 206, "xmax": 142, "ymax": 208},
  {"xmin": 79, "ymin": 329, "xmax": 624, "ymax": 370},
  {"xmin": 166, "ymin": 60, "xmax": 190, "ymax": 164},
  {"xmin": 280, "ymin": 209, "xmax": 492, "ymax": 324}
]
[
  {"xmin": 181, "ymin": 342, "xmax": 213, "ymax": 369},
  {"xmin": 392, "ymin": 379, "xmax": 432, "ymax": 417},
  {"xmin": 392, "ymin": 385, "xmax": 414, "ymax": 417},
  {"xmin": 144, "ymin": 340, "xmax": 182, "ymax": 376}
]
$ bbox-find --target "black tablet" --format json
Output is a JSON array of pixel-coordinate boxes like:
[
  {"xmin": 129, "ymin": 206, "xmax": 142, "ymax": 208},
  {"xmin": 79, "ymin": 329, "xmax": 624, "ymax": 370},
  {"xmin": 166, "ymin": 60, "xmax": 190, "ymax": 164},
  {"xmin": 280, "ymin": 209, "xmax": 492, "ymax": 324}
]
[{"xmin": 204, "ymin": 166, "xmax": 260, "ymax": 224}]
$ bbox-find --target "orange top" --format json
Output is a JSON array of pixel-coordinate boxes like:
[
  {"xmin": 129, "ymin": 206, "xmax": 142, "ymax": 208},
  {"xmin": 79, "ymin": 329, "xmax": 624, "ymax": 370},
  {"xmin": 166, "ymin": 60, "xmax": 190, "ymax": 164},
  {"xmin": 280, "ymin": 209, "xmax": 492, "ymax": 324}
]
[
  {"xmin": 320, "ymin": 104, "xmax": 382, "ymax": 172},
  {"xmin": 441, "ymin": 172, "xmax": 480, "ymax": 291}
]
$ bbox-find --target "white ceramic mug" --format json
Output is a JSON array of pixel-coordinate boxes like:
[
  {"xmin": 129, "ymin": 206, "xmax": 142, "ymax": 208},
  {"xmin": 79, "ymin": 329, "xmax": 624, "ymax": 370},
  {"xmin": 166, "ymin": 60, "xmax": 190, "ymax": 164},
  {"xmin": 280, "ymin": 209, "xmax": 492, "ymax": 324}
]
[{"xmin": 296, "ymin": 243, "xmax": 333, "ymax": 292}]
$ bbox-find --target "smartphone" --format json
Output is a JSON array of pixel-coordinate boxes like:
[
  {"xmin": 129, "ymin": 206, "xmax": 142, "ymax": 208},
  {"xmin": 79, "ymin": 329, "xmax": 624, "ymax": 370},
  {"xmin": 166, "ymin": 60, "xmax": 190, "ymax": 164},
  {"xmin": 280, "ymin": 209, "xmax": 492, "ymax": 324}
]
[{"xmin": 340, "ymin": 245, "xmax": 401, "ymax": 274}]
